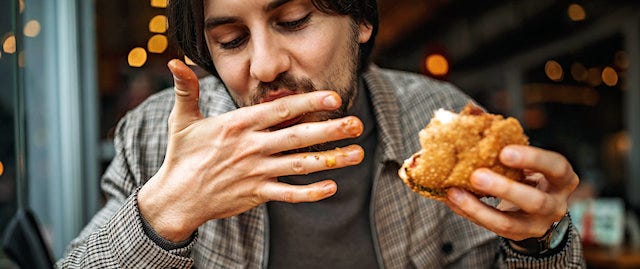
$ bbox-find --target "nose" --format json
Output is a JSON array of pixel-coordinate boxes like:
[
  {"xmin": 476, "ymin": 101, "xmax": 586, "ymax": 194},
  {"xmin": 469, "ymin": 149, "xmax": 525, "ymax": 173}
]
[{"xmin": 249, "ymin": 31, "xmax": 291, "ymax": 83}]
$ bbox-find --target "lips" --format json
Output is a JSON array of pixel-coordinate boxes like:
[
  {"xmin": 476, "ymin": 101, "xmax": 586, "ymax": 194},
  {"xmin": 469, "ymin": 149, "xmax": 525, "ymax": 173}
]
[
  {"xmin": 260, "ymin": 89, "xmax": 303, "ymax": 129},
  {"xmin": 260, "ymin": 89, "xmax": 298, "ymax": 103}
]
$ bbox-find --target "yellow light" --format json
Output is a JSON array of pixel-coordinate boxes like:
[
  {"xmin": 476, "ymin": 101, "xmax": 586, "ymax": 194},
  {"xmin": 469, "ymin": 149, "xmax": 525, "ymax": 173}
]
[
  {"xmin": 602, "ymin": 67, "xmax": 618, "ymax": 87},
  {"xmin": 185, "ymin": 56, "xmax": 196, "ymax": 66},
  {"xmin": 128, "ymin": 47, "xmax": 147, "ymax": 67},
  {"xmin": 615, "ymin": 51, "xmax": 629, "ymax": 70},
  {"xmin": 147, "ymin": 34, "xmax": 168, "ymax": 53},
  {"xmin": 570, "ymin": 62, "xmax": 587, "ymax": 82},
  {"xmin": 568, "ymin": 3, "xmax": 586, "ymax": 22},
  {"xmin": 0, "ymin": 161, "xmax": 4, "ymax": 176},
  {"xmin": 544, "ymin": 60, "xmax": 563, "ymax": 82},
  {"xmin": 586, "ymin": 67, "xmax": 602, "ymax": 87},
  {"xmin": 425, "ymin": 54, "xmax": 448, "ymax": 76},
  {"xmin": 149, "ymin": 15, "xmax": 168, "ymax": 33},
  {"xmin": 2, "ymin": 34, "xmax": 16, "ymax": 54},
  {"xmin": 19, "ymin": 0, "xmax": 24, "ymax": 13},
  {"xmin": 24, "ymin": 20, "xmax": 41, "ymax": 38},
  {"xmin": 150, "ymin": 0, "xmax": 167, "ymax": 8}
]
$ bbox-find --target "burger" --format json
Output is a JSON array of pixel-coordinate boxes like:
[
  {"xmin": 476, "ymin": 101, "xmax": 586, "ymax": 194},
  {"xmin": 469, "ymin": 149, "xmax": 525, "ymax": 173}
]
[{"xmin": 398, "ymin": 103, "xmax": 529, "ymax": 201}]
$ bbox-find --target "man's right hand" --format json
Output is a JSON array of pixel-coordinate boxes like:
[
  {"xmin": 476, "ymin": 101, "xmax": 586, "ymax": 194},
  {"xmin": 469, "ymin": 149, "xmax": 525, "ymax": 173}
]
[{"xmin": 137, "ymin": 59, "xmax": 365, "ymax": 242}]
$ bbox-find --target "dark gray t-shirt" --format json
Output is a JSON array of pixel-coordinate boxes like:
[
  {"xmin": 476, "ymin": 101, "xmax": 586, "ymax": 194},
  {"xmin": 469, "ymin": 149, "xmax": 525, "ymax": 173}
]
[{"xmin": 267, "ymin": 83, "xmax": 379, "ymax": 269}]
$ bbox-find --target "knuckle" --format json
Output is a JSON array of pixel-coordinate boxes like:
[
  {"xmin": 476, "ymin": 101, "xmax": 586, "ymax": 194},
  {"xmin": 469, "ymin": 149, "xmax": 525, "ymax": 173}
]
[
  {"xmin": 274, "ymin": 102, "xmax": 291, "ymax": 119},
  {"xmin": 281, "ymin": 190, "xmax": 295, "ymax": 203},
  {"xmin": 291, "ymin": 158, "xmax": 306, "ymax": 174},
  {"xmin": 286, "ymin": 132, "xmax": 303, "ymax": 148},
  {"xmin": 528, "ymin": 195, "xmax": 547, "ymax": 213}
]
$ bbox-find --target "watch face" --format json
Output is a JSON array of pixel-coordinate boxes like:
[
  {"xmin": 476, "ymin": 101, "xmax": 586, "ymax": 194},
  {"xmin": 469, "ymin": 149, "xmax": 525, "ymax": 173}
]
[{"xmin": 550, "ymin": 215, "xmax": 571, "ymax": 249}]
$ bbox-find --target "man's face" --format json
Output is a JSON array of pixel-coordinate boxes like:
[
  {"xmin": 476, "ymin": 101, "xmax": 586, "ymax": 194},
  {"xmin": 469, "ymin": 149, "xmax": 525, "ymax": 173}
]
[{"xmin": 203, "ymin": 0, "xmax": 373, "ymax": 129}]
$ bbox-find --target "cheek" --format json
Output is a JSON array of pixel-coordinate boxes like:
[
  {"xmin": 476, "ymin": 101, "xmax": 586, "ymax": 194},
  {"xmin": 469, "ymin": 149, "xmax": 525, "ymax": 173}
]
[
  {"xmin": 215, "ymin": 57, "xmax": 251, "ymax": 101},
  {"xmin": 293, "ymin": 28, "xmax": 348, "ymax": 78}
]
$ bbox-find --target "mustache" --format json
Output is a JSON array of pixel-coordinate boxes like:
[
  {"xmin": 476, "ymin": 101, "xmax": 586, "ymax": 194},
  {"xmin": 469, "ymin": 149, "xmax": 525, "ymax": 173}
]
[{"xmin": 251, "ymin": 73, "xmax": 317, "ymax": 105}]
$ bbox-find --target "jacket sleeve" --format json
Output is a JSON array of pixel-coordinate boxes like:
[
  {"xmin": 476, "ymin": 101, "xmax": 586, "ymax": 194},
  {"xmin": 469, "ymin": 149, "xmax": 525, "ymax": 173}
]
[{"xmin": 56, "ymin": 112, "xmax": 196, "ymax": 268}]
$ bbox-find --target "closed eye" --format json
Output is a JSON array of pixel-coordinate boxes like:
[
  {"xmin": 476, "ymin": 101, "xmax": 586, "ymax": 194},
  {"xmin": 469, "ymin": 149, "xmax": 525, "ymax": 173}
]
[
  {"xmin": 277, "ymin": 13, "xmax": 311, "ymax": 31},
  {"xmin": 219, "ymin": 34, "xmax": 249, "ymax": 50}
]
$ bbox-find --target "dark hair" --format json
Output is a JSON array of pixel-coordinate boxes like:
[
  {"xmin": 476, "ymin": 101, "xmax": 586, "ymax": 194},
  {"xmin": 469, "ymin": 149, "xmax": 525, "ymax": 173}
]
[{"xmin": 168, "ymin": 0, "xmax": 379, "ymax": 76}]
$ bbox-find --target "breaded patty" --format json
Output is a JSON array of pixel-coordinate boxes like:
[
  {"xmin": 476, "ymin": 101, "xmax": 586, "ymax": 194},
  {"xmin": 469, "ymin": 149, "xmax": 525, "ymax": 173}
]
[{"xmin": 398, "ymin": 103, "xmax": 529, "ymax": 201}]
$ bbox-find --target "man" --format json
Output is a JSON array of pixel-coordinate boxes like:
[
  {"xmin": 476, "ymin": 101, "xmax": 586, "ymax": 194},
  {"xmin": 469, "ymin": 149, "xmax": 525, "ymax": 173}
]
[{"xmin": 58, "ymin": 0, "xmax": 585, "ymax": 268}]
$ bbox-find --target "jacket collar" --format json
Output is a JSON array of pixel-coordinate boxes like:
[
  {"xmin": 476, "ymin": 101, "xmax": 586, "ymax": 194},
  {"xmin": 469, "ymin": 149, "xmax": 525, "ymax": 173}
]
[{"xmin": 362, "ymin": 65, "xmax": 405, "ymax": 165}]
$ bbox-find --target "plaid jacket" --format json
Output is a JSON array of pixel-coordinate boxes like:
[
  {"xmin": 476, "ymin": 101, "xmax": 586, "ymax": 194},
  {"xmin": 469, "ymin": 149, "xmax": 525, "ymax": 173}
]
[{"xmin": 57, "ymin": 66, "xmax": 585, "ymax": 268}]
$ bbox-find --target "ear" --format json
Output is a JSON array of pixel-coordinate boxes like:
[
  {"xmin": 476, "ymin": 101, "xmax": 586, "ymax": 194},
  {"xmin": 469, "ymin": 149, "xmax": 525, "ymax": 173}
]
[{"xmin": 358, "ymin": 21, "xmax": 373, "ymax": 44}]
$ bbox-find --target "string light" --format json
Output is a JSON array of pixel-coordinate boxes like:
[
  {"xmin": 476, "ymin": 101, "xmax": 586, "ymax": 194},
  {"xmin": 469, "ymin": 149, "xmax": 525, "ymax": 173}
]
[
  {"xmin": 128, "ymin": 47, "xmax": 147, "ymax": 67},
  {"xmin": 147, "ymin": 34, "xmax": 168, "ymax": 53},
  {"xmin": 150, "ymin": 0, "xmax": 167, "ymax": 8},
  {"xmin": 601, "ymin": 67, "xmax": 618, "ymax": 87},
  {"xmin": 545, "ymin": 60, "xmax": 563, "ymax": 82},
  {"xmin": 24, "ymin": 20, "xmax": 41, "ymax": 38},
  {"xmin": 425, "ymin": 54, "xmax": 449, "ymax": 76},
  {"xmin": 149, "ymin": 15, "xmax": 168, "ymax": 33},
  {"xmin": 2, "ymin": 34, "xmax": 16, "ymax": 54},
  {"xmin": 568, "ymin": 3, "xmax": 586, "ymax": 22}
]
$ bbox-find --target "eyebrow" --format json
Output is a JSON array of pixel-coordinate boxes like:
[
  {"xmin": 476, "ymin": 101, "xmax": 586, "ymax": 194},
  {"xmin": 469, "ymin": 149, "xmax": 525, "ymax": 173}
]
[
  {"xmin": 205, "ymin": 16, "xmax": 239, "ymax": 30},
  {"xmin": 204, "ymin": 0, "xmax": 294, "ymax": 30}
]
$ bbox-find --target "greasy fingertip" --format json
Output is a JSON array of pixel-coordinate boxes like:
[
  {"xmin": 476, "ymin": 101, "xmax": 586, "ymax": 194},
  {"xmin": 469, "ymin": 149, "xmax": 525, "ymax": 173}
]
[
  {"xmin": 322, "ymin": 91, "xmax": 342, "ymax": 109},
  {"xmin": 168, "ymin": 59, "xmax": 196, "ymax": 81}
]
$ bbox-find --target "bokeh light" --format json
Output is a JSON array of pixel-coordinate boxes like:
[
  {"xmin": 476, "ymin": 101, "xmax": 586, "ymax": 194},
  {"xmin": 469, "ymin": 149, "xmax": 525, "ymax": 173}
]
[
  {"xmin": 545, "ymin": 60, "xmax": 563, "ymax": 81},
  {"xmin": 0, "ymin": 161, "xmax": 4, "ymax": 177},
  {"xmin": 150, "ymin": 0, "xmax": 167, "ymax": 8},
  {"xmin": 568, "ymin": 3, "xmax": 586, "ymax": 22},
  {"xmin": 147, "ymin": 34, "xmax": 168, "ymax": 53},
  {"xmin": 587, "ymin": 67, "xmax": 602, "ymax": 87},
  {"xmin": 614, "ymin": 51, "xmax": 629, "ymax": 70},
  {"xmin": 2, "ymin": 34, "xmax": 16, "ymax": 54},
  {"xmin": 149, "ymin": 15, "xmax": 168, "ymax": 33},
  {"xmin": 571, "ymin": 62, "xmax": 588, "ymax": 82},
  {"xmin": 601, "ymin": 67, "xmax": 619, "ymax": 87},
  {"xmin": 18, "ymin": 51, "xmax": 25, "ymax": 67},
  {"xmin": 24, "ymin": 20, "xmax": 41, "ymax": 38},
  {"xmin": 19, "ymin": 0, "xmax": 24, "ymax": 13},
  {"xmin": 425, "ymin": 54, "xmax": 449, "ymax": 76},
  {"xmin": 128, "ymin": 47, "xmax": 147, "ymax": 67}
]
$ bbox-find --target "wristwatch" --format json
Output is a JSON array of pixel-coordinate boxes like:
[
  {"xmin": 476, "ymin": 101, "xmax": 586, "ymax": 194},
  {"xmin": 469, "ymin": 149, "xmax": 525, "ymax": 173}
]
[{"xmin": 509, "ymin": 213, "xmax": 571, "ymax": 256}]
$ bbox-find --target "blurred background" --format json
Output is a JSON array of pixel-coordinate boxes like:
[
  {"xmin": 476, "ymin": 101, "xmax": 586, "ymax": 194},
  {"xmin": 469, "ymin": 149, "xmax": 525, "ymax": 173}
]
[{"xmin": 1, "ymin": 0, "xmax": 639, "ymax": 268}]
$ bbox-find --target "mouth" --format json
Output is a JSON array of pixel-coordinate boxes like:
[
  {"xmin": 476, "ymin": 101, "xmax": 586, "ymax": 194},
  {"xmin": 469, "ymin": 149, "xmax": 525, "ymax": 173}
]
[
  {"xmin": 260, "ymin": 89, "xmax": 303, "ymax": 129},
  {"xmin": 260, "ymin": 89, "xmax": 298, "ymax": 103}
]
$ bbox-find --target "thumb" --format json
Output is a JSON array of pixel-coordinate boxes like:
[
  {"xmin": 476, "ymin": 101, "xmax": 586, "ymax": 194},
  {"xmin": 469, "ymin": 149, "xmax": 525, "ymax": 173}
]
[{"xmin": 167, "ymin": 59, "xmax": 202, "ymax": 129}]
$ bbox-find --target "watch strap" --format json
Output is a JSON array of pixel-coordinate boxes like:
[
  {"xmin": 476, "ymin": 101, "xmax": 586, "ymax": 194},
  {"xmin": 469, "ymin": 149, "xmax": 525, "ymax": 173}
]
[{"xmin": 508, "ymin": 213, "xmax": 571, "ymax": 256}]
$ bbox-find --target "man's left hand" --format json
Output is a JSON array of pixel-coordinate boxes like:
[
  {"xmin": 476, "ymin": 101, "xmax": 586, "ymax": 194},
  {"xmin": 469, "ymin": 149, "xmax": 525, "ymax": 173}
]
[{"xmin": 444, "ymin": 144, "xmax": 579, "ymax": 241}]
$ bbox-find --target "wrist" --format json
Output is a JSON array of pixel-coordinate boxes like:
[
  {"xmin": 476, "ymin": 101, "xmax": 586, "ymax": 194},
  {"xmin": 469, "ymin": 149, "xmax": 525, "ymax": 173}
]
[
  {"xmin": 508, "ymin": 213, "xmax": 571, "ymax": 256},
  {"xmin": 137, "ymin": 181, "xmax": 197, "ymax": 242}
]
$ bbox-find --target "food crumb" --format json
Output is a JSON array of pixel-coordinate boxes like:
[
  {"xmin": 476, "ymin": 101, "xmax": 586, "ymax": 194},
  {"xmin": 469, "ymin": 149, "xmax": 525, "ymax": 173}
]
[{"xmin": 325, "ymin": 156, "xmax": 336, "ymax": 167}]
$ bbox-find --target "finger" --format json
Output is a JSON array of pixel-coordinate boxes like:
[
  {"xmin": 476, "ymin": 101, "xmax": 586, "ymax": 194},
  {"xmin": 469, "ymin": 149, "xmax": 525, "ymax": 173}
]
[
  {"xmin": 500, "ymin": 145, "xmax": 579, "ymax": 190},
  {"xmin": 263, "ymin": 116, "xmax": 364, "ymax": 154},
  {"xmin": 167, "ymin": 59, "xmax": 202, "ymax": 128},
  {"xmin": 259, "ymin": 179, "xmax": 337, "ymax": 203},
  {"xmin": 470, "ymin": 168, "xmax": 560, "ymax": 215},
  {"xmin": 243, "ymin": 91, "xmax": 342, "ymax": 130},
  {"xmin": 261, "ymin": 145, "xmax": 364, "ymax": 177},
  {"xmin": 446, "ymin": 188, "xmax": 547, "ymax": 240}
]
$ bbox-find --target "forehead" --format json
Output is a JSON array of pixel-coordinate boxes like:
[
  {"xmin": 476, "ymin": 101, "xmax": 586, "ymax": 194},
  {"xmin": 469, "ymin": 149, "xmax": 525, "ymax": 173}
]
[{"xmin": 204, "ymin": 0, "xmax": 308, "ymax": 14}]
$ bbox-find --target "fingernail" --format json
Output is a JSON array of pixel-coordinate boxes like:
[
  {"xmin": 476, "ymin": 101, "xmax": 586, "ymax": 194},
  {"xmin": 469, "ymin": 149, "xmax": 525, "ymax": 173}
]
[
  {"xmin": 502, "ymin": 147, "xmax": 520, "ymax": 164},
  {"xmin": 323, "ymin": 94, "xmax": 339, "ymax": 108},
  {"xmin": 323, "ymin": 182, "xmax": 336, "ymax": 195},
  {"xmin": 472, "ymin": 170, "xmax": 491, "ymax": 189},
  {"xmin": 346, "ymin": 148, "xmax": 363, "ymax": 162},
  {"xmin": 448, "ymin": 188, "xmax": 464, "ymax": 205}
]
